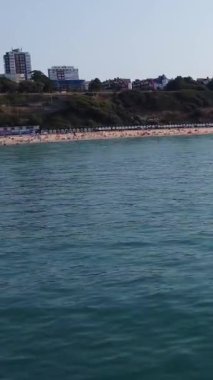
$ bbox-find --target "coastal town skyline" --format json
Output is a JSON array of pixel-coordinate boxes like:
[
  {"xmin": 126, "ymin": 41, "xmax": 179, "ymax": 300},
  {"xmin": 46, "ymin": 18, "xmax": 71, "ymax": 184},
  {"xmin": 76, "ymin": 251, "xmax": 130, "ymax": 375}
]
[
  {"xmin": 1, "ymin": 46, "xmax": 213, "ymax": 84},
  {"xmin": 1, "ymin": 0, "xmax": 213, "ymax": 80},
  {"xmin": 2, "ymin": 47, "xmax": 213, "ymax": 93},
  {"xmin": 1, "ymin": 48, "xmax": 212, "ymax": 87}
]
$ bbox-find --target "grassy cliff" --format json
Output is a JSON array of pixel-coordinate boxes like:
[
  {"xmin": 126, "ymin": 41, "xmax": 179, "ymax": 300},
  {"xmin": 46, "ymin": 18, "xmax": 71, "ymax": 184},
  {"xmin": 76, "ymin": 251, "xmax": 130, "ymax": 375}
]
[{"xmin": 1, "ymin": 90, "xmax": 213, "ymax": 129}]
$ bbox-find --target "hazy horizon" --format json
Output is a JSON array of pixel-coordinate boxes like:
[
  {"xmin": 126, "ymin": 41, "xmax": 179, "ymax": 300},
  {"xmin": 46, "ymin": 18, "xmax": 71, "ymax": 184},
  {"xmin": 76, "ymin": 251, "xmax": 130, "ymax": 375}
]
[{"xmin": 1, "ymin": 0, "xmax": 213, "ymax": 80}]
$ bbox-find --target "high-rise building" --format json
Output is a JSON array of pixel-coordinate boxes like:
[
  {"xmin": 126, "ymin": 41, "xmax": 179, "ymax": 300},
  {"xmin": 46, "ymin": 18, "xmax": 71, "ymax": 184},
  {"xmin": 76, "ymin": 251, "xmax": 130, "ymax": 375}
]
[
  {"xmin": 4, "ymin": 48, "xmax": 32, "ymax": 82},
  {"xmin": 48, "ymin": 66, "xmax": 79, "ymax": 81}
]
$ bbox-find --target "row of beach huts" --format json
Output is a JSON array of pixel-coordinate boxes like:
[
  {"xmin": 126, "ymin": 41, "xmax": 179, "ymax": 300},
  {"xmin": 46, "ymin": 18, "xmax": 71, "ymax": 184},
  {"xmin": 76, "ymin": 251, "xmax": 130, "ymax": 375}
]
[{"xmin": 1, "ymin": 123, "xmax": 213, "ymax": 136}]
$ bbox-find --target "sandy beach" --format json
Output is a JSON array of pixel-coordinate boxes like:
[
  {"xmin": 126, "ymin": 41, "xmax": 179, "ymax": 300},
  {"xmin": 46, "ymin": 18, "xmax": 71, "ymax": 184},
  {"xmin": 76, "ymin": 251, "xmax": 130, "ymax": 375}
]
[{"xmin": 1, "ymin": 127, "xmax": 213, "ymax": 146}]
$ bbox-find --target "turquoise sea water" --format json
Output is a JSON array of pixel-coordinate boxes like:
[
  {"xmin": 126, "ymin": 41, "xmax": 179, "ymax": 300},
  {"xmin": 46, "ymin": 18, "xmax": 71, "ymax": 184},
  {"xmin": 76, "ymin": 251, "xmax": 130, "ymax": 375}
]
[{"xmin": 1, "ymin": 136, "xmax": 213, "ymax": 380}]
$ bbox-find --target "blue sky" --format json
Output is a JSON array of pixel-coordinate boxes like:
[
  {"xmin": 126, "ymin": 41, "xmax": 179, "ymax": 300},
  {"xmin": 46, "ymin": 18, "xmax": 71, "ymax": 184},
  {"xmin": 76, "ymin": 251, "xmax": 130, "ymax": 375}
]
[{"xmin": 1, "ymin": 0, "xmax": 213, "ymax": 80}]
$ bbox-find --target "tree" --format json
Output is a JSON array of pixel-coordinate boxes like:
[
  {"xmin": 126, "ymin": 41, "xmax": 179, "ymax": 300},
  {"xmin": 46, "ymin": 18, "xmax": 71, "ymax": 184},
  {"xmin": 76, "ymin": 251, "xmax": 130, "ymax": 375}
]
[
  {"xmin": 18, "ymin": 80, "xmax": 42, "ymax": 93},
  {"xmin": 0, "ymin": 77, "xmax": 18, "ymax": 93},
  {"xmin": 88, "ymin": 78, "xmax": 102, "ymax": 92},
  {"xmin": 165, "ymin": 76, "xmax": 205, "ymax": 91},
  {"xmin": 166, "ymin": 77, "xmax": 186, "ymax": 91},
  {"xmin": 207, "ymin": 80, "xmax": 213, "ymax": 91},
  {"xmin": 31, "ymin": 70, "xmax": 53, "ymax": 92}
]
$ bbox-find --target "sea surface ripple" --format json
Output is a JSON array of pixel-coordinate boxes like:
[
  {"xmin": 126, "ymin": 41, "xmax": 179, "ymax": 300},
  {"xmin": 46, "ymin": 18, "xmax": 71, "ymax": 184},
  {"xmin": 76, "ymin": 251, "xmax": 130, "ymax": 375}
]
[{"xmin": 0, "ymin": 136, "xmax": 213, "ymax": 380}]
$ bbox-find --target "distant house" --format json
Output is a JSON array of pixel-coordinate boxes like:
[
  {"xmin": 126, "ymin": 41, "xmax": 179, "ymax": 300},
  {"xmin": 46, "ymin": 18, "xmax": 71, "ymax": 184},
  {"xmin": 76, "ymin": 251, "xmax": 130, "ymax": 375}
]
[
  {"xmin": 197, "ymin": 77, "xmax": 211, "ymax": 86},
  {"xmin": 132, "ymin": 79, "xmax": 155, "ymax": 91},
  {"xmin": 102, "ymin": 78, "xmax": 132, "ymax": 91},
  {"xmin": 131, "ymin": 79, "xmax": 141, "ymax": 90},
  {"xmin": 132, "ymin": 75, "xmax": 169, "ymax": 91}
]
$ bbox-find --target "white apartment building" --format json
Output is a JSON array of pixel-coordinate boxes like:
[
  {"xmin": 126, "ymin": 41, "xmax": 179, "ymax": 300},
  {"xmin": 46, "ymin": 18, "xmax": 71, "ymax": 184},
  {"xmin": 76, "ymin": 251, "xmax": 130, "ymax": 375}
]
[
  {"xmin": 48, "ymin": 66, "xmax": 79, "ymax": 81},
  {"xmin": 4, "ymin": 48, "xmax": 32, "ymax": 82}
]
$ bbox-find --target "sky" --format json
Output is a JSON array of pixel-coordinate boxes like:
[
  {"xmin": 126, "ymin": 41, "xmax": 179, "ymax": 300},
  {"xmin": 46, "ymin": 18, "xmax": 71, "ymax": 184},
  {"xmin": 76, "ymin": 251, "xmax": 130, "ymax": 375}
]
[{"xmin": 1, "ymin": 0, "xmax": 213, "ymax": 80}]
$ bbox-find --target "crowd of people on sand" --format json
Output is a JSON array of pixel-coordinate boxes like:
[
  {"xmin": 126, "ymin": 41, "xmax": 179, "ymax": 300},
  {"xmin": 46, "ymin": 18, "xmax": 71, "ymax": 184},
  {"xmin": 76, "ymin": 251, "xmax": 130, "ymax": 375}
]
[{"xmin": 0, "ymin": 127, "xmax": 213, "ymax": 146}]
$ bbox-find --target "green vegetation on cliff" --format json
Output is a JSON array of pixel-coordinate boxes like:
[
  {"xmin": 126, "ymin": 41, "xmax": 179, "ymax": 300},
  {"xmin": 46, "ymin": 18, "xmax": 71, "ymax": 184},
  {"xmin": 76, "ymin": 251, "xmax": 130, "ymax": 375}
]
[{"xmin": 1, "ymin": 90, "xmax": 213, "ymax": 128}]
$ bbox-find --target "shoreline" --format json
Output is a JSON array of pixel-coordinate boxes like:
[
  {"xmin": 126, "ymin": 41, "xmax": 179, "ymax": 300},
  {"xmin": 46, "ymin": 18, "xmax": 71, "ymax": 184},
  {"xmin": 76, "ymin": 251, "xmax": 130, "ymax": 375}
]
[{"xmin": 1, "ymin": 127, "xmax": 213, "ymax": 146}]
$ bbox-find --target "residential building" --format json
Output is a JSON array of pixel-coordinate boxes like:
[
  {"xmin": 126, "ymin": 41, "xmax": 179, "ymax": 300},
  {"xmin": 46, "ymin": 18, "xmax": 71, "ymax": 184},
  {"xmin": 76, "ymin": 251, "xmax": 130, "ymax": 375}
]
[
  {"xmin": 197, "ymin": 77, "xmax": 211, "ymax": 86},
  {"xmin": 4, "ymin": 48, "xmax": 32, "ymax": 82},
  {"xmin": 48, "ymin": 65, "xmax": 86, "ymax": 92},
  {"xmin": 132, "ymin": 75, "xmax": 169, "ymax": 91},
  {"xmin": 102, "ymin": 78, "xmax": 132, "ymax": 91},
  {"xmin": 132, "ymin": 79, "xmax": 143, "ymax": 90},
  {"xmin": 48, "ymin": 66, "xmax": 79, "ymax": 81},
  {"xmin": 132, "ymin": 79, "xmax": 156, "ymax": 91}
]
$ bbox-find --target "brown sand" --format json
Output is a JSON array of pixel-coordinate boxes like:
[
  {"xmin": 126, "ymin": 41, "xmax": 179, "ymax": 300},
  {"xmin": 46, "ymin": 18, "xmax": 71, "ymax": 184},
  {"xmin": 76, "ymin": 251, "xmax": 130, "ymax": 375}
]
[{"xmin": 0, "ymin": 128, "xmax": 213, "ymax": 146}]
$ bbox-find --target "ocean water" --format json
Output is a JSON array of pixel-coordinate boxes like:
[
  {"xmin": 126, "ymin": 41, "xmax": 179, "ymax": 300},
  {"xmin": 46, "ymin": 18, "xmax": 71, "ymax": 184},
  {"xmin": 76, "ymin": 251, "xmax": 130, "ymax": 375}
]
[{"xmin": 0, "ymin": 136, "xmax": 213, "ymax": 380}]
